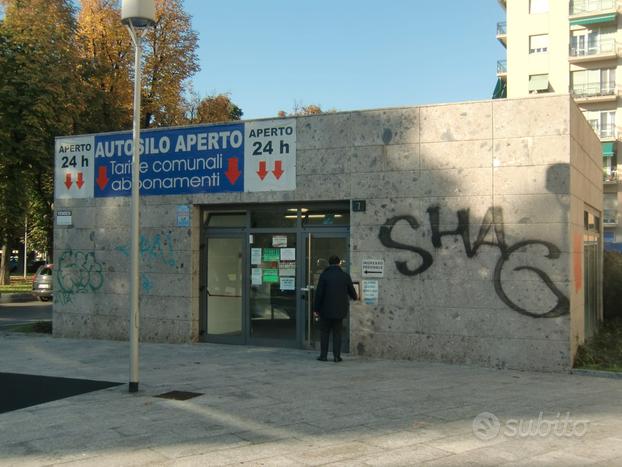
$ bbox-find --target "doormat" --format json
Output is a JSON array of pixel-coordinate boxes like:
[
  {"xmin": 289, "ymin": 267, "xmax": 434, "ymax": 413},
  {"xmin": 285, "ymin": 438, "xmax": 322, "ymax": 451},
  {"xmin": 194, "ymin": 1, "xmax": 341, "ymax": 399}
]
[{"xmin": 0, "ymin": 372, "xmax": 122, "ymax": 414}]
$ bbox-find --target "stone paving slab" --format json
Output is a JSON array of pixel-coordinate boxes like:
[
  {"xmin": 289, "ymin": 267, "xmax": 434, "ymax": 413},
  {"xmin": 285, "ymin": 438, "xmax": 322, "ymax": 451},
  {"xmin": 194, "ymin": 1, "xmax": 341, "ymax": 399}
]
[{"xmin": 0, "ymin": 333, "xmax": 621, "ymax": 466}]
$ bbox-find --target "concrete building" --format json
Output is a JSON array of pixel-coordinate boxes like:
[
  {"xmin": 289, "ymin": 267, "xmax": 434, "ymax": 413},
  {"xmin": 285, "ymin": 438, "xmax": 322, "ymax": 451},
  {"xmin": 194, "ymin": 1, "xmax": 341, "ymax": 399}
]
[
  {"xmin": 53, "ymin": 95, "xmax": 602, "ymax": 372},
  {"xmin": 496, "ymin": 0, "xmax": 621, "ymax": 250}
]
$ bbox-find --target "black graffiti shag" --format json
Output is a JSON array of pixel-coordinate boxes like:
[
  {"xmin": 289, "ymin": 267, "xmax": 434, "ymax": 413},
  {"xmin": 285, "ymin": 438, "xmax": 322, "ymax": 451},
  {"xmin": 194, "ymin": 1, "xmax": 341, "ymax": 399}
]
[{"xmin": 378, "ymin": 206, "xmax": 570, "ymax": 318}]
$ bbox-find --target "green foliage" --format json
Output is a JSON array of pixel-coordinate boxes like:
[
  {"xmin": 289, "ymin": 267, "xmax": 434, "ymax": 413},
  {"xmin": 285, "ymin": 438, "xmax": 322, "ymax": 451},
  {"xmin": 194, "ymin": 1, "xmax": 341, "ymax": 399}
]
[
  {"xmin": 604, "ymin": 251, "xmax": 622, "ymax": 321},
  {"xmin": 574, "ymin": 319, "xmax": 622, "ymax": 372},
  {"xmin": 0, "ymin": 0, "xmax": 80, "ymax": 264},
  {"xmin": 0, "ymin": 0, "xmax": 213, "ymax": 264},
  {"xmin": 7, "ymin": 321, "xmax": 52, "ymax": 334}
]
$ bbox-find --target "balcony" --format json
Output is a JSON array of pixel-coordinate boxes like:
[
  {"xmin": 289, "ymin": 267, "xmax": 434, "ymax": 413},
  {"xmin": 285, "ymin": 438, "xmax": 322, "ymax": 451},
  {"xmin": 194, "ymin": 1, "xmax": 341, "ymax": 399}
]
[
  {"xmin": 571, "ymin": 81, "xmax": 617, "ymax": 103},
  {"xmin": 497, "ymin": 59, "xmax": 507, "ymax": 79},
  {"xmin": 570, "ymin": 0, "xmax": 617, "ymax": 18},
  {"xmin": 496, "ymin": 21, "xmax": 507, "ymax": 47},
  {"xmin": 604, "ymin": 170, "xmax": 618, "ymax": 183},
  {"xmin": 589, "ymin": 121, "xmax": 617, "ymax": 140},
  {"xmin": 604, "ymin": 209, "xmax": 618, "ymax": 225},
  {"xmin": 569, "ymin": 38, "xmax": 617, "ymax": 63}
]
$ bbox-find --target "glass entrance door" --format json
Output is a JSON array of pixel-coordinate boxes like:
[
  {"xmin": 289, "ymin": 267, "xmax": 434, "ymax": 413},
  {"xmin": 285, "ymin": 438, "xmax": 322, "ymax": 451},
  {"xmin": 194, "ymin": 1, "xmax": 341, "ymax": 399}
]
[
  {"xmin": 249, "ymin": 232, "xmax": 297, "ymax": 345},
  {"xmin": 301, "ymin": 232, "xmax": 350, "ymax": 350},
  {"xmin": 205, "ymin": 236, "xmax": 244, "ymax": 342}
]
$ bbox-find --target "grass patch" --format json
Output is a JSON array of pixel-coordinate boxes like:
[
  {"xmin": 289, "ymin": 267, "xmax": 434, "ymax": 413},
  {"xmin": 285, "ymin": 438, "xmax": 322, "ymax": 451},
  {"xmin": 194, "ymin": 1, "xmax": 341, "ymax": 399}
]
[
  {"xmin": 575, "ymin": 319, "xmax": 622, "ymax": 373},
  {"xmin": 0, "ymin": 276, "xmax": 33, "ymax": 294},
  {"xmin": 7, "ymin": 321, "xmax": 52, "ymax": 334}
]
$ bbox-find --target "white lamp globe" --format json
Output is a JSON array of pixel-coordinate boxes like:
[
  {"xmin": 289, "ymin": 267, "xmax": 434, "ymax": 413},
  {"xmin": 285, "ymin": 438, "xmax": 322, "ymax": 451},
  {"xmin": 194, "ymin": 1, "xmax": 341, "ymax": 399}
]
[{"xmin": 121, "ymin": 0, "xmax": 156, "ymax": 28}]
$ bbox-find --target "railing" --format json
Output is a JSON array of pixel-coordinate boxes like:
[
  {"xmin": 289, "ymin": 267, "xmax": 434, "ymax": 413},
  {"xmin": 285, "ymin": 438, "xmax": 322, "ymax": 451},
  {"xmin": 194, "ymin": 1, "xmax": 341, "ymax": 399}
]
[
  {"xmin": 604, "ymin": 210, "xmax": 618, "ymax": 224},
  {"xmin": 603, "ymin": 170, "xmax": 618, "ymax": 182},
  {"xmin": 497, "ymin": 59, "xmax": 507, "ymax": 74},
  {"xmin": 497, "ymin": 21, "xmax": 507, "ymax": 36},
  {"xmin": 589, "ymin": 121, "xmax": 616, "ymax": 138},
  {"xmin": 571, "ymin": 81, "xmax": 616, "ymax": 98},
  {"xmin": 570, "ymin": 38, "xmax": 617, "ymax": 57},
  {"xmin": 571, "ymin": 0, "xmax": 616, "ymax": 15}
]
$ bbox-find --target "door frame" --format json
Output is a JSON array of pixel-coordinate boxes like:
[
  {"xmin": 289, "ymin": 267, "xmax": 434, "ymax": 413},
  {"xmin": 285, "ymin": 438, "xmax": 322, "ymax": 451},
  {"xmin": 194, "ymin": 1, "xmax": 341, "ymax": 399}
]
[
  {"xmin": 201, "ymin": 231, "xmax": 247, "ymax": 345},
  {"xmin": 298, "ymin": 227, "xmax": 351, "ymax": 350},
  {"xmin": 200, "ymin": 202, "xmax": 351, "ymax": 348},
  {"xmin": 246, "ymin": 229, "xmax": 299, "ymax": 349}
]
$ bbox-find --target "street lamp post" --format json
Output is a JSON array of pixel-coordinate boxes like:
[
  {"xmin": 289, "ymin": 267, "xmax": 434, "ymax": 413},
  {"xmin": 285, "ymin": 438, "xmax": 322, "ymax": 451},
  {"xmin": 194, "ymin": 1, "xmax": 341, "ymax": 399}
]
[{"xmin": 121, "ymin": 0, "xmax": 155, "ymax": 394}]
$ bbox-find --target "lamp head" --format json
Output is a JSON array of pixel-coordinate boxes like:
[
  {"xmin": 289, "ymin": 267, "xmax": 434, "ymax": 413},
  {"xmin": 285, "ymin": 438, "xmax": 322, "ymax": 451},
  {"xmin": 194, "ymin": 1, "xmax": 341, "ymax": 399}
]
[{"xmin": 121, "ymin": 0, "xmax": 156, "ymax": 28}]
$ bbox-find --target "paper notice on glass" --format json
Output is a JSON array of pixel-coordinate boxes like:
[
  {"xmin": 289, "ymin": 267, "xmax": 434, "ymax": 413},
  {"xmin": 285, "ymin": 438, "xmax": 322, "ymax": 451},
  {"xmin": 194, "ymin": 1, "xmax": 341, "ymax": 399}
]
[
  {"xmin": 280, "ymin": 277, "xmax": 295, "ymax": 291},
  {"xmin": 272, "ymin": 235, "xmax": 288, "ymax": 247},
  {"xmin": 280, "ymin": 248, "xmax": 295, "ymax": 261},
  {"xmin": 263, "ymin": 268, "xmax": 279, "ymax": 283},
  {"xmin": 279, "ymin": 260, "xmax": 296, "ymax": 277},
  {"xmin": 263, "ymin": 248, "xmax": 280, "ymax": 262},
  {"xmin": 251, "ymin": 248, "xmax": 262, "ymax": 265},
  {"xmin": 251, "ymin": 268, "xmax": 262, "ymax": 285}
]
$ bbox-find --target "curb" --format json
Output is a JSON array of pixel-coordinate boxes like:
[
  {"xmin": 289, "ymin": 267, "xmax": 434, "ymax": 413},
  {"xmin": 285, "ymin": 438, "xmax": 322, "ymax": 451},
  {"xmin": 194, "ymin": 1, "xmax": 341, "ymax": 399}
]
[
  {"xmin": 571, "ymin": 369, "xmax": 622, "ymax": 379},
  {"xmin": 0, "ymin": 293, "xmax": 35, "ymax": 304}
]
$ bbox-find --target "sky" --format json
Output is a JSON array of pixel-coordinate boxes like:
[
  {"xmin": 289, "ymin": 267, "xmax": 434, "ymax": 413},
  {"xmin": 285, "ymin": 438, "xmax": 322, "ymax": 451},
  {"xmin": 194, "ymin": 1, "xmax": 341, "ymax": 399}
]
[{"xmin": 184, "ymin": 0, "xmax": 507, "ymax": 120}]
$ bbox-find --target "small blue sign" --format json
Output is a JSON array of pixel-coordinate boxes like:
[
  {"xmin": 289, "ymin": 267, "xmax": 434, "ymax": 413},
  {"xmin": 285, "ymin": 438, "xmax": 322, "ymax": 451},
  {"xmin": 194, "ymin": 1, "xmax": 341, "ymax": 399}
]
[{"xmin": 93, "ymin": 124, "xmax": 244, "ymax": 197}]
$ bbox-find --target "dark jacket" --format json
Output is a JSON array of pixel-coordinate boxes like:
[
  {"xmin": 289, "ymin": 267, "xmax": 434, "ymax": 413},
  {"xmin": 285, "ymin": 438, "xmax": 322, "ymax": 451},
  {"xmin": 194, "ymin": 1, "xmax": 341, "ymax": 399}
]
[{"xmin": 314, "ymin": 265, "xmax": 358, "ymax": 319}]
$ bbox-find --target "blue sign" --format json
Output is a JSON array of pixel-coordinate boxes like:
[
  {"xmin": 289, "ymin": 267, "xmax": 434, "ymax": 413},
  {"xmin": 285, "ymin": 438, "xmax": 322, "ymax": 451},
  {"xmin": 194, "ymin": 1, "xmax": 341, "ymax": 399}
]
[{"xmin": 93, "ymin": 124, "xmax": 244, "ymax": 197}]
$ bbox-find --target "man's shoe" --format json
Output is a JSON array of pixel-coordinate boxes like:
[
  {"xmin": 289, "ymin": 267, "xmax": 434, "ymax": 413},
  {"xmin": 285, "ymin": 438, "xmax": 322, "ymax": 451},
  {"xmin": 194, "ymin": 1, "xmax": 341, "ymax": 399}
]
[
  {"xmin": 334, "ymin": 357, "xmax": 342, "ymax": 362},
  {"xmin": 317, "ymin": 356, "xmax": 328, "ymax": 361}
]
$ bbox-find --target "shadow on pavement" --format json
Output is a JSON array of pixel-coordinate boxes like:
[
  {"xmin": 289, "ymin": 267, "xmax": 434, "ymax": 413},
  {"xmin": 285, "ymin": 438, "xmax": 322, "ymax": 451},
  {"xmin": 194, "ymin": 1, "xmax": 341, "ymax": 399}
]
[{"xmin": 0, "ymin": 372, "xmax": 122, "ymax": 413}]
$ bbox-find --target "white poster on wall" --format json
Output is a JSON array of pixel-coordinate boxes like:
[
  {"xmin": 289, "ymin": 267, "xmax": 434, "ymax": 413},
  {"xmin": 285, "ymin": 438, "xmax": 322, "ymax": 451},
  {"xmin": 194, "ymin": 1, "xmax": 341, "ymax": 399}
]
[{"xmin": 244, "ymin": 119, "xmax": 296, "ymax": 192}]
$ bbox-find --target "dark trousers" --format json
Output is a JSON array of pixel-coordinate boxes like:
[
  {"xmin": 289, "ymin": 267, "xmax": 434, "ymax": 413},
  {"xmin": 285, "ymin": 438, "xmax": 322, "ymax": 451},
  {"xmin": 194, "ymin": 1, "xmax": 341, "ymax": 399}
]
[{"xmin": 319, "ymin": 318, "xmax": 343, "ymax": 358}]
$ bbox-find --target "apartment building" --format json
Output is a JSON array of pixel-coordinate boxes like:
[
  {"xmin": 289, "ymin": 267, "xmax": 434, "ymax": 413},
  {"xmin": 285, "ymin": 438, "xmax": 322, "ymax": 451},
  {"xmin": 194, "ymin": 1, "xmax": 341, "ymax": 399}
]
[{"xmin": 496, "ymin": 0, "xmax": 621, "ymax": 250}]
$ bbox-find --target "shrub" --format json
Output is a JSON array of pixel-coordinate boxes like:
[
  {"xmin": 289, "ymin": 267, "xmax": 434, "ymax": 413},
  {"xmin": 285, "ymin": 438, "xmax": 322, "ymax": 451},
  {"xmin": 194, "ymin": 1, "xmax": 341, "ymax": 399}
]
[{"xmin": 604, "ymin": 251, "xmax": 622, "ymax": 322}]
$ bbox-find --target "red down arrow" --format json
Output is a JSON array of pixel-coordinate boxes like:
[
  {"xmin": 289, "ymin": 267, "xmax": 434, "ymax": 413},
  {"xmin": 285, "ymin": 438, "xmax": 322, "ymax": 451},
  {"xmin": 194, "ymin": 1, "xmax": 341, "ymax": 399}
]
[
  {"xmin": 96, "ymin": 166, "xmax": 109, "ymax": 190},
  {"xmin": 64, "ymin": 173, "xmax": 72, "ymax": 189},
  {"xmin": 257, "ymin": 161, "xmax": 268, "ymax": 180},
  {"xmin": 225, "ymin": 158, "xmax": 241, "ymax": 185},
  {"xmin": 273, "ymin": 160, "xmax": 284, "ymax": 180}
]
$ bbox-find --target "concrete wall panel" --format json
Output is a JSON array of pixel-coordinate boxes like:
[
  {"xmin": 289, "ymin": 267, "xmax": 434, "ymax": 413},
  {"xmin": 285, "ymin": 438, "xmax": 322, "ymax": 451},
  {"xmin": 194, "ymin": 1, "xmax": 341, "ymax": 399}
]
[{"xmin": 53, "ymin": 95, "xmax": 602, "ymax": 372}]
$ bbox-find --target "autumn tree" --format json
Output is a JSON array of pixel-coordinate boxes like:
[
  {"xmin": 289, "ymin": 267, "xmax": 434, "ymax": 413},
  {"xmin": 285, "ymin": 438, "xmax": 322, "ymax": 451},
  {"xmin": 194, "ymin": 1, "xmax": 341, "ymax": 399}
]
[
  {"xmin": 187, "ymin": 93, "xmax": 243, "ymax": 124},
  {"xmin": 77, "ymin": 0, "xmax": 133, "ymax": 132},
  {"xmin": 0, "ymin": 0, "xmax": 81, "ymax": 282},
  {"xmin": 142, "ymin": 0, "xmax": 199, "ymax": 128},
  {"xmin": 278, "ymin": 103, "xmax": 327, "ymax": 117}
]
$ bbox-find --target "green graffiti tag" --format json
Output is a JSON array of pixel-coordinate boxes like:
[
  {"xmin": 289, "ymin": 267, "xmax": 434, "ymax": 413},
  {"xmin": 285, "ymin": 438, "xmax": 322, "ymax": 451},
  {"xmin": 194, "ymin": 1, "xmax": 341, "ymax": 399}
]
[{"xmin": 56, "ymin": 250, "xmax": 104, "ymax": 304}]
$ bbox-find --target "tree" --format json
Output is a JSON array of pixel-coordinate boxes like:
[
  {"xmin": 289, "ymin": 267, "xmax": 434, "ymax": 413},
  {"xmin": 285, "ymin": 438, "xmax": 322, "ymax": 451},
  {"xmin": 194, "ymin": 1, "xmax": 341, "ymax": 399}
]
[
  {"xmin": 77, "ymin": 0, "xmax": 133, "ymax": 133},
  {"xmin": 187, "ymin": 93, "xmax": 243, "ymax": 124},
  {"xmin": 142, "ymin": 0, "xmax": 199, "ymax": 128},
  {"xmin": 0, "ymin": 0, "xmax": 81, "ymax": 282},
  {"xmin": 278, "ymin": 103, "xmax": 327, "ymax": 117}
]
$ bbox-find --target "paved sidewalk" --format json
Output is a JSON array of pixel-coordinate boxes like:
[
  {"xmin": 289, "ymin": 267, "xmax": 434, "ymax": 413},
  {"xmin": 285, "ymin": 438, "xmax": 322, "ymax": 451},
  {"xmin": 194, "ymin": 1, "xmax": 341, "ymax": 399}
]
[{"xmin": 0, "ymin": 333, "xmax": 621, "ymax": 466}]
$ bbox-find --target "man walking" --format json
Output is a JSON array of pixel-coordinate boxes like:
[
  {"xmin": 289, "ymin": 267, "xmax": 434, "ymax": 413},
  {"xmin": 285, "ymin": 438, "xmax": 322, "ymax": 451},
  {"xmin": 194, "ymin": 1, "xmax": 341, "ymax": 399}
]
[{"xmin": 313, "ymin": 255, "xmax": 358, "ymax": 362}]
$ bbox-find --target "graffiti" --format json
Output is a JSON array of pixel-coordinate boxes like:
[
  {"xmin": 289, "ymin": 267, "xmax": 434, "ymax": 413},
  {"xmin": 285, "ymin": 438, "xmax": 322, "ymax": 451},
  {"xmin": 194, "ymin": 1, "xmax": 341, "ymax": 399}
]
[
  {"xmin": 379, "ymin": 206, "xmax": 569, "ymax": 318},
  {"xmin": 115, "ymin": 232, "xmax": 176, "ymax": 268},
  {"xmin": 116, "ymin": 233, "xmax": 177, "ymax": 293},
  {"xmin": 56, "ymin": 250, "xmax": 104, "ymax": 304}
]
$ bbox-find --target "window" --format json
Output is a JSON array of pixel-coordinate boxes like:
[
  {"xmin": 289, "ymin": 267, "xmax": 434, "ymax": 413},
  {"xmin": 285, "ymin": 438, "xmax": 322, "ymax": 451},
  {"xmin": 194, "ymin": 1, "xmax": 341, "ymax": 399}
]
[
  {"xmin": 529, "ymin": 34, "xmax": 549, "ymax": 53},
  {"xmin": 530, "ymin": 0, "xmax": 549, "ymax": 13},
  {"xmin": 571, "ymin": 68, "xmax": 615, "ymax": 96},
  {"xmin": 584, "ymin": 110, "xmax": 616, "ymax": 138},
  {"xmin": 571, "ymin": 28, "xmax": 615, "ymax": 56},
  {"xmin": 528, "ymin": 74, "xmax": 550, "ymax": 93}
]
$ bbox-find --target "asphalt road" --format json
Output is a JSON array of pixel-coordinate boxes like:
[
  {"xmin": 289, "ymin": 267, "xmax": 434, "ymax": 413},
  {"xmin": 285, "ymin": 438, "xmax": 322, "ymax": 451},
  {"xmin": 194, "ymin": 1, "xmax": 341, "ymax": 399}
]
[{"xmin": 0, "ymin": 300, "xmax": 52, "ymax": 329}]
